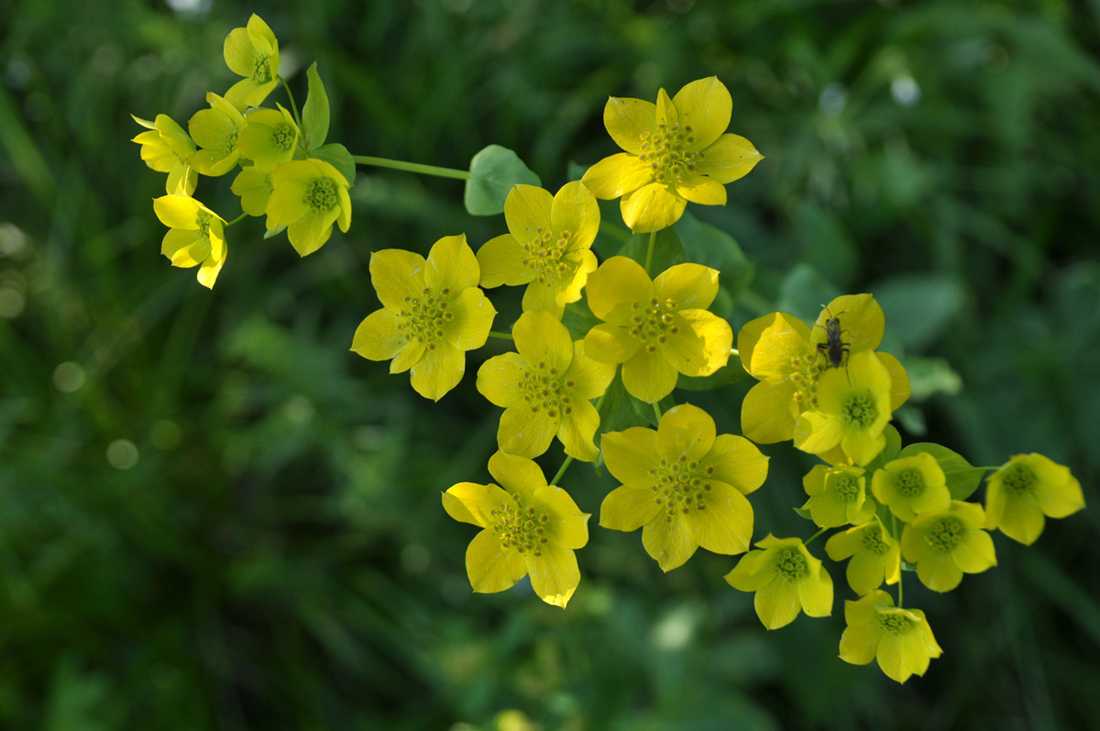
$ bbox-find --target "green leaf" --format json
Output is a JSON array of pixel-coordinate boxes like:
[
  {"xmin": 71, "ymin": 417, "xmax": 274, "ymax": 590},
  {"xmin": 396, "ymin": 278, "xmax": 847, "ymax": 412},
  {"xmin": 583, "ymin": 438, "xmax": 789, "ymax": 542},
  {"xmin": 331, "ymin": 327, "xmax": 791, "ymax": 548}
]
[
  {"xmin": 675, "ymin": 212, "xmax": 754, "ymax": 300},
  {"xmin": 900, "ymin": 559, "xmax": 918, "ymax": 573},
  {"xmin": 904, "ymin": 356, "xmax": 963, "ymax": 401},
  {"xmin": 615, "ymin": 227, "xmax": 685, "ymax": 273},
  {"xmin": 310, "ymin": 143, "xmax": 356, "ymax": 187},
  {"xmin": 464, "ymin": 145, "xmax": 541, "ymax": 216},
  {"xmin": 777, "ymin": 263, "xmax": 840, "ymax": 325},
  {"xmin": 897, "ymin": 442, "xmax": 987, "ymax": 501},
  {"xmin": 793, "ymin": 506, "xmax": 813, "ymax": 521},
  {"xmin": 871, "ymin": 274, "xmax": 965, "ymax": 351},
  {"xmin": 562, "ymin": 298, "xmax": 600, "ymax": 341},
  {"xmin": 596, "ymin": 373, "xmax": 646, "ymax": 439},
  {"xmin": 301, "ymin": 62, "xmax": 330, "ymax": 151},
  {"xmin": 630, "ymin": 392, "xmax": 674, "ymax": 427},
  {"xmin": 263, "ymin": 224, "xmax": 287, "ymax": 240},
  {"xmin": 676, "ymin": 360, "xmax": 747, "ymax": 391}
]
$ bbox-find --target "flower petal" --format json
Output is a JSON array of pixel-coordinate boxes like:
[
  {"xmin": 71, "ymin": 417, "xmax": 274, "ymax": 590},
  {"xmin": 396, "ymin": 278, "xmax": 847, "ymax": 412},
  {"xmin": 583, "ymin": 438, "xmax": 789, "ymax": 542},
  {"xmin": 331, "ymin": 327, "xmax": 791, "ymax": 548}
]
[
  {"xmin": 695, "ymin": 134, "xmax": 763, "ymax": 184},
  {"xmin": 532, "ymin": 485, "xmax": 590, "ymax": 550},
  {"xmin": 487, "ymin": 451, "xmax": 547, "ymax": 499},
  {"xmin": 477, "ymin": 233, "xmax": 534, "ymax": 288},
  {"xmin": 369, "ymin": 249, "xmax": 427, "ymax": 312},
  {"xmin": 755, "ymin": 578, "xmax": 800, "ymax": 630},
  {"xmin": 476, "ymin": 353, "xmax": 527, "ymax": 408},
  {"xmin": 621, "ymin": 347, "xmax": 678, "ymax": 403},
  {"xmin": 557, "ymin": 399, "xmax": 601, "ymax": 462},
  {"xmin": 526, "ymin": 544, "xmax": 580, "ymax": 608},
  {"xmin": 409, "ymin": 341, "xmax": 465, "ymax": 401},
  {"xmin": 563, "ymin": 340, "xmax": 616, "ymax": 400},
  {"xmin": 620, "ymin": 182, "xmax": 687, "ymax": 233},
  {"xmin": 504, "ymin": 184, "xmax": 553, "ymax": 245},
  {"xmin": 426, "ymin": 234, "xmax": 480, "ymax": 293},
  {"xmin": 689, "ymin": 481, "xmax": 753, "ymax": 556},
  {"xmin": 656, "ymin": 403, "xmax": 716, "ymax": 463},
  {"xmin": 466, "ymin": 529, "xmax": 527, "ymax": 594},
  {"xmin": 705, "ymin": 434, "xmax": 769, "ymax": 495},
  {"xmin": 675, "ymin": 176, "xmax": 727, "ymax": 205},
  {"xmin": 351, "ymin": 309, "xmax": 406, "ymax": 362},
  {"xmin": 446, "ymin": 287, "xmax": 496, "ymax": 352},
  {"xmin": 653, "ymin": 262, "xmax": 719, "ymax": 311},
  {"xmin": 741, "ymin": 380, "xmax": 798, "ymax": 444},
  {"xmin": 585, "ymin": 255, "xmax": 653, "ymax": 324},
  {"xmin": 600, "ymin": 484, "xmax": 662, "ymax": 533},
  {"xmin": 642, "ymin": 514, "xmax": 697, "ymax": 572},
  {"xmin": 497, "ymin": 403, "xmax": 558, "ymax": 459},
  {"xmin": 581, "ymin": 153, "xmax": 653, "ymax": 200},
  {"xmin": 550, "ymin": 180, "xmax": 600, "ymax": 248},
  {"xmin": 661, "ymin": 310, "xmax": 732, "ymax": 377},
  {"xmin": 513, "ymin": 310, "xmax": 573, "ymax": 373},
  {"xmin": 443, "ymin": 481, "xmax": 511, "ymax": 527},
  {"xmin": 601, "ymin": 427, "xmax": 660, "ymax": 486},
  {"xmin": 603, "ymin": 96, "xmax": 658, "ymax": 155},
  {"xmin": 672, "ymin": 77, "xmax": 732, "ymax": 151},
  {"xmin": 583, "ymin": 323, "xmax": 639, "ymax": 364}
]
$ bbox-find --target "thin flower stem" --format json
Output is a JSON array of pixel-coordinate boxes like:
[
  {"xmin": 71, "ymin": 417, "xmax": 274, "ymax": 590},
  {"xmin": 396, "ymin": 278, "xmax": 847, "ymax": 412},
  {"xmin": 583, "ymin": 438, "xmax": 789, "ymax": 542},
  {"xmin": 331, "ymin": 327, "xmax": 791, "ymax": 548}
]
[
  {"xmin": 550, "ymin": 456, "xmax": 574, "ymax": 487},
  {"xmin": 891, "ymin": 511, "xmax": 904, "ymax": 608},
  {"xmin": 598, "ymin": 221, "xmax": 632, "ymax": 243},
  {"xmin": 644, "ymin": 230, "xmax": 657, "ymax": 275},
  {"xmin": 652, "ymin": 401, "xmax": 662, "ymax": 424},
  {"xmin": 897, "ymin": 572, "xmax": 904, "ymax": 609},
  {"xmin": 804, "ymin": 526, "xmax": 829, "ymax": 547},
  {"xmin": 352, "ymin": 155, "xmax": 471, "ymax": 180},
  {"xmin": 487, "ymin": 330, "xmax": 514, "ymax": 341},
  {"xmin": 278, "ymin": 76, "xmax": 303, "ymax": 130},
  {"xmin": 224, "ymin": 212, "xmax": 249, "ymax": 227}
]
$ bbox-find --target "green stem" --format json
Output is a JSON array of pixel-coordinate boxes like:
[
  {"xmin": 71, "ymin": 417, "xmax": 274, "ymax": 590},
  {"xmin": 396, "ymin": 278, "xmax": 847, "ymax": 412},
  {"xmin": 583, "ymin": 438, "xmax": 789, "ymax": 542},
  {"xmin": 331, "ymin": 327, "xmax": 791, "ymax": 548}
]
[
  {"xmin": 804, "ymin": 526, "xmax": 829, "ymax": 547},
  {"xmin": 897, "ymin": 572, "xmax": 904, "ymax": 609},
  {"xmin": 550, "ymin": 456, "xmax": 574, "ymax": 487},
  {"xmin": 487, "ymin": 331, "xmax": 514, "ymax": 341},
  {"xmin": 352, "ymin": 155, "xmax": 471, "ymax": 180},
  {"xmin": 278, "ymin": 76, "xmax": 303, "ymax": 130},
  {"xmin": 224, "ymin": 212, "xmax": 249, "ymax": 227},
  {"xmin": 644, "ymin": 230, "xmax": 657, "ymax": 275},
  {"xmin": 729, "ymin": 348, "xmax": 739, "ymax": 357},
  {"xmin": 598, "ymin": 221, "xmax": 631, "ymax": 243},
  {"xmin": 652, "ymin": 401, "xmax": 662, "ymax": 424}
]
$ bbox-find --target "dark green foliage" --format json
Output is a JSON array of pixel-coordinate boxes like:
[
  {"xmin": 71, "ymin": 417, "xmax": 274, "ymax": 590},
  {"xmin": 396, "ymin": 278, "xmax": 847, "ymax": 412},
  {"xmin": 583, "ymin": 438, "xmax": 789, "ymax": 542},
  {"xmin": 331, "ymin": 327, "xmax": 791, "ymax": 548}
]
[{"xmin": 0, "ymin": 0, "xmax": 1098, "ymax": 728}]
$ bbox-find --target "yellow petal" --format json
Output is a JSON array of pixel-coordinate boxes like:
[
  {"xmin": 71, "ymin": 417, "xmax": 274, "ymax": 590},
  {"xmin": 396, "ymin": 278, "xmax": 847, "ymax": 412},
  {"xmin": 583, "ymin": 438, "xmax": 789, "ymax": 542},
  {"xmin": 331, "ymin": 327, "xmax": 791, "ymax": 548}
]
[
  {"xmin": 839, "ymin": 619, "xmax": 880, "ymax": 666},
  {"xmin": 585, "ymin": 256, "xmax": 653, "ymax": 324},
  {"xmin": 466, "ymin": 529, "xmax": 527, "ymax": 594},
  {"xmin": 287, "ymin": 211, "xmax": 335, "ymax": 257},
  {"xmin": 161, "ymin": 228, "xmax": 202, "ymax": 267},
  {"xmin": 476, "ymin": 353, "xmax": 527, "ymax": 407},
  {"xmin": 487, "ymin": 451, "xmax": 547, "ymax": 499},
  {"xmin": 600, "ymin": 484, "xmax": 662, "ymax": 533},
  {"xmin": 583, "ymin": 323, "xmax": 639, "ymax": 364},
  {"xmin": 656, "ymin": 403, "xmax": 716, "ymax": 463},
  {"xmin": 532, "ymin": 486, "xmax": 590, "ymax": 550},
  {"xmin": 425, "ymin": 234, "xmax": 480, "ymax": 294},
  {"xmin": 223, "ymin": 26, "xmax": 259, "ymax": 78},
  {"xmin": 794, "ymin": 411, "xmax": 844, "ymax": 455},
  {"xmin": 642, "ymin": 513, "xmax": 697, "ymax": 572},
  {"xmin": 409, "ymin": 341, "xmax": 465, "ymax": 401},
  {"xmin": 876, "ymin": 351, "xmax": 912, "ymax": 411},
  {"xmin": 620, "ymin": 182, "xmax": 687, "ymax": 234},
  {"xmin": 662, "ymin": 310, "xmax": 732, "ymax": 377},
  {"xmin": 814, "ymin": 294, "xmax": 884, "ymax": 354},
  {"xmin": 915, "ymin": 550, "xmax": 962, "ymax": 592},
  {"xmin": 653, "ymin": 262, "xmax": 719, "ymax": 311},
  {"xmin": 621, "ymin": 347, "xmax": 678, "ymax": 403},
  {"xmin": 655, "ymin": 87, "xmax": 677, "ymax": 127},
  {"xmin": 705, "ymin": 434, "xmax": 768, "ymax": 495},
  {"xmin": 672, "ymin": 77, "xmax": 732, "ymax": 151},
  {"xmin": 513, "ymin": 309, "xmax": 573, "ymax": 373},
  {"xmin": 550, "ymin": 180, "xmax": 600, "ymax": 249},
  {"xmin": 153, "ymin": 195, "xmax": 200, "ymax": 230},
  {"xmin": 197, "ymin": 255, "xmax": 225, "ymax": 289},
  {"xmin": 351, "ymin": 309, "xmax": 407, "ymax": 362},
  {"xmin": 557, "ymin": 399, "xmax": 601, "ymax": 462},
  {"xmin": 443, "ymin": 481, "xmax": 511, "ymax": 527},
  {"xmin": 581, "ymin": 153, "xmax": 653, "ymax": 200},
  {"xmin": 755, "ymin": 578, "xmax": 800, "ymax": 629},
  {"xmin": 601, "ymin": 427, "xmax": 660, "ymax": 486},
  {"xmin": 504, "ymin": 184, "xmax": 553, "ymax": 245},
  {"xmin": 563, "ymin": 340, "xmax": 616, "ymax": 400},
  {"xmin": 603, "ymin": 96, "xmax": 657, "ymax": 155},
  {"xmin": 477, "ymin": 233, "xmax": 533, "ymax": 288},
  {"xmin": 747, "ymin": 313, "xmax": 812, "ymax": 378},
  {"xmin": 798, "ymin": 566, "xmax": 834, "ymax": 618},
  {"xmin": 724, "ymin": 548, "xmax": 772, "ymax": 591},
  {"xmin": 952, "ymin": 528, "xmax": 997, "ymax": 573},
  {"xmin": 741, "ymin": 379, "xmax": 799, "ymax": 444},
  {"xmin": 446, "ymin": 286, "xmax": 496, "ymax": 352},
  {"xmin": 369, "ymin": 248, "xmax": 427, "ymax": 312},
  {"xmin": 526, "ymin": 544, "xmax": 580, "ymax": 608},
  {"xmin": 675, "ymin": 176, "xmax": 727, "ymax": 205},
  {"xmin": 694, "ymin": 134, "xmax": 763, "ymax": 184},
  {"xmin": 497, "ymin": 403, "xmax": 559, "ymax": 459},
  {"xmin": 688, "ymin": 481, "xmax": 753, "ymax": 555},
  {"xmin": 390, "ymin": 339, "xmax": 426, "ymax": 375}
]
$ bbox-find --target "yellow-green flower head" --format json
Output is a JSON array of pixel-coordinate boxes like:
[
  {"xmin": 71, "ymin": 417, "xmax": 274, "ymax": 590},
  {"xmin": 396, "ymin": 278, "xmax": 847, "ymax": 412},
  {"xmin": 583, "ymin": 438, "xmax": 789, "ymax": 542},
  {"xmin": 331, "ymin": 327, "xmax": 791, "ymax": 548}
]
[
  {"xmin": 583, "ymin": 256, "xmax": 732, "ymax": 403},
  {"xmin": 984, "ymin": 453, "xmax": 1085, "ymax": 545},
  {"xmin": 793, "ymin": 350, "xmax": 893, "ymax": 466},
  {"xmin": 266, "ymin": 159, "xmax": 352, "ymax": 256},
  {"xmin": 839, "ymin": 590, "xmax": 942, "ymax": 684},
  {"xmin": 477, "ymin": 310, "xmax": 615, "ymax": 462},
  {"xmin": 901, "ymin": 500, "xmax": 997, "ymax": 592},
  {"xmin": 872, "ymin": 453, "xmax": 951, "ymax": 522},
  {"xmin": 737, "ymin": 294, "xmax": 909, "ymax": 445},
  {"xmin": 131, "ymin": 114, "xmax": 198, "ymax": 195},
  {"xmin": 825, "ymin": 516, "xmax": 901, "ymax": 595},
  {"xmin": 187, "ymin": 92, "xmax": 245, "ymax": 177},
  {"xmin": 442, "ymin": 451, "xmax": 590, "ymax": 608},
  {"xmin": 581, "ymin": 77, "xmax": 763, "ymax": 233},
  {"xmin": 237, "ymin": 104, "xmax": 299, "ymax": 172},
  {"xmin": 724, "ymin": 534, "xmax": 833, "ymax": 630},
  {"xmin": 351, "ymin": 234, "xmax": 497, "ymax": 402},
  {"xmin": 801, "ymin": 464, "xmax": 876, "ymax": 529},
  {"xmin": 223, "ymin": 14, "xmax": 280, "ymax": 111},
  {"xmin": 152, "ymin": 194, "xmax": 227, "ymax": 289},
  {"xmin": 230, "ymin": 166, "xmax": 274, "ymax": 219},
  {"xmin": 600, "ymin": 403, "xmax": 768, "ymax": 572},
  {"xmin": 477, "ymin": 182, "xmax": 600, "ymax": 318}
]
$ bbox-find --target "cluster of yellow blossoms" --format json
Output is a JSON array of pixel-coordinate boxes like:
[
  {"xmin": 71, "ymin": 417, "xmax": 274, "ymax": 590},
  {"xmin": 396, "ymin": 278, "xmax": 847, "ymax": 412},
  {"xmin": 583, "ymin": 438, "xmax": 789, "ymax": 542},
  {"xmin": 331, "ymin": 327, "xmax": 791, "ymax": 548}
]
[{"xmin": 134, "ymin": 15, "xmax": 1086, "ymax": 684}]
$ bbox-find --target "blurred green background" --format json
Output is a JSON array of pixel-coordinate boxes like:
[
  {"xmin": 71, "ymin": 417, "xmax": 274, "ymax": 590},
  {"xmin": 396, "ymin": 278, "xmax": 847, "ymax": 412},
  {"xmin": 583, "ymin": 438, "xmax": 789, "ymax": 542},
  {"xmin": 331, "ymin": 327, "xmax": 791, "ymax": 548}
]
[{"xmin": 1, "ymin": 0, "xmax": 1098, "ymax": 728}]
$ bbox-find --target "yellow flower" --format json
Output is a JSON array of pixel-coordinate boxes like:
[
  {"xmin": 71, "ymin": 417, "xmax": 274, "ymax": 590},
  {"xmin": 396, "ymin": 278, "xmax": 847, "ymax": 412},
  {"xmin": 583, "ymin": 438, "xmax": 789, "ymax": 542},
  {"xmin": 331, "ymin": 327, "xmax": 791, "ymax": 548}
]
[
  {"xmin": 230, "ymin": 166, "xmax": 274, "ymax": 219},
  {"xmin": 351, "ymin": 234, "xmax": 496, "ymax": 401},
  {"xmin": 237, "ymin": 104, "xmax": 299, "ymax": 172},
  {"xmin": 477, "ymin": 310, "xmax": 615, "ymax": 462},
  {"xmin": 871, "ymin": 453, "xmax": 951, "ymax": 522},
  {"xmin": 187, "ymin": 92, "xmax": 245, "ymax": 177},
  {"xmin": 266, "ymin": 159, "xmax": 352, "ymax": 256},
  {"xmin": 801, "ymin": 464, "xmax": 876, "ymax": 528},
  {"xmin": 152, "ymin": 195, "xmax": 227, "ymax": 289},
  {"xmin": 793, "ymin": 350, "xmax": 893, "ymax": 466},
  {"xmin": 582, "ymin": 77, "xmax": 762, "ymax": 233},
  {"xmin": 825, "ymin": 517, "xmax": 901, "ymax": 595},
  {"xmin": 737, "ymin": 294, "xmax": 909, "ymax": 444},
  {"xmin": 725, "ymin": 535, "xmax": 833, "ymax": 630},
  {"xmin": 839, "ymin": 590, "xmax": 942, "ymax": 684},
  {"xmin": 132, "ymin": 114, "xmax": 197, "ymax": 195},
  {"xmin": 901, "ymin": 500, "xmax": 996, "ymax": 592},
  {"xmin": 600, "ymin": 404, "xmax": 767, "ymax": 572},
  {"xmin": 984, "ymin": 453, "xmax": 1085, "ymax": 545},
  {"xmin": 583, "ymin": 256, "xmax": 732, "ymax": 403},
  {"xmin": 442, "ymin": 451, "xmax": 590, "ymax": 608},
  {"xmin": 223, "ymin": 14, "xmax": 280, "ymax": 110},
  {"xmin": 477, "ymin": 182, "xmax": 599, "ymax": 317}
]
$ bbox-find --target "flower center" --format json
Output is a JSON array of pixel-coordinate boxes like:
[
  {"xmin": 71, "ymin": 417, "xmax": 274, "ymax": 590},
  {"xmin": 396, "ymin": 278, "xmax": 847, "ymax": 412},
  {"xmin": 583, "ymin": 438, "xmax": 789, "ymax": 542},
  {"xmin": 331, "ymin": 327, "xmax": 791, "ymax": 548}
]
[
  {"xmin": 648, "ymin": 455, "xmax": 715, "ymax": 521},
  {"xmin": 304, "ymin": 177, "xmax": 338, "ymax": 213},
  {"xmin": 895, "ymin": 468, "xmax": 925, "ymax": 498},
  {"xmin": 876, "ymin": 611, "xmax": 913, "ymax": 636},
  {"xmin": 859, "ymin": 526, "xmax": 890, "ymax": 555},
  {"xmin": 252, "ymin": 55, "xmax": 272, "ymax": 83},
  {"xmin": 638, "ymin": 122, "xmax": 702, "ymax": 186},
  {"xmin": 774, "ymin": 548, "xmax": 808, "ymax": 582},
  {"xmin": 520, "ymin": 227, "xmax": 576, "ymax": 284},
  {"xmin": 787, "ymin": 352, "xmax": 822, "ymax": 411},
  {"xmin": 490, "ymin": 493, "xmax": 550, "ymax": 556},
  {"xmin": 842, "ymin": 393, "xmax": 877, "ymax": 427},
  {"xmin": 1001, "ymin": 464, "xmax": 1036, "ymax": 495},
  {"xmin": 272, "ymin": 123, "xmax": 295, "ymax": 151},
  {"xmin": 518, "ymin": 360, "xmax": 575, "ymax": 419},
  {"xmin": 927, "ymin": 517, "xmax": 964, "ymax": 553},
  {"xmin": 831, "ymin": 474, "xmax": 861, "ymax": 503},
  {"xmin": 396, "ymin": 286, "xmax": 455, "ymax": 351},
  {"xmin": 196, "ymin": 211, "xmax": 212, "ymax": 241},
  {"xmin": 629, "ymin": 297, "xmax": 681, "ymax": 354}
]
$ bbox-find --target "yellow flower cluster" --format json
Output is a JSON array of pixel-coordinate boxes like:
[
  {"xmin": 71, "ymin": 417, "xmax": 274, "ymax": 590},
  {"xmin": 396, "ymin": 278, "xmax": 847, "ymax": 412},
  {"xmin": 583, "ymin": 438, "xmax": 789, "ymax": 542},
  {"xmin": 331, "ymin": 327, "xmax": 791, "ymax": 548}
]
[
  {"xmin": 132, "ymin": 26, "xmax": 1086, "ymax": 683},
  {"xmin": 132, "ymin": 15, "xmax": 351, "ymax": 288}
]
